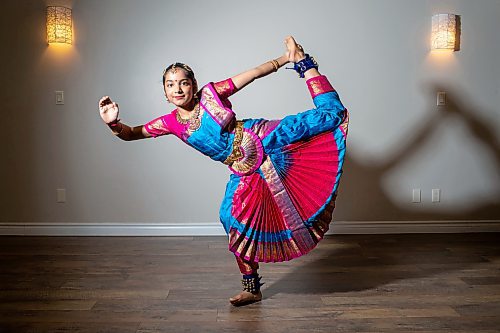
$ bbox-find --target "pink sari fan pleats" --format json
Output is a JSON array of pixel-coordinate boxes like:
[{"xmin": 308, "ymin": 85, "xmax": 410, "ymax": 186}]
[
  {"xmin": 280, "ymin": 131, "xmax": 339, "ymax": 221},
  {"xmin": 229, "ymin": 172, "xmax": 301, "ymax": 262},
  {"xmin": 228, "ymin": 130, "xmax": 341, "ymax": 263}
]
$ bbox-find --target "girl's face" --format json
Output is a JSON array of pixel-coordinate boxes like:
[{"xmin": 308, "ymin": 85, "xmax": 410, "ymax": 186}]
[{"xmin": 164, "ymin": 69, "xmax": 195, "ymax": 109}]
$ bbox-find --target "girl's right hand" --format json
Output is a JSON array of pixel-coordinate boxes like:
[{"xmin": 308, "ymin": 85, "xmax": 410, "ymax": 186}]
[{"xmin": 98, "ymin": 96, "xmax": 120, "ymax": 124}]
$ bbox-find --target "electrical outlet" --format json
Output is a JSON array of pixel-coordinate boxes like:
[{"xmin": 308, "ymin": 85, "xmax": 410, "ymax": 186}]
[
  {"xmin": 437, "ymin": 92, "xmax": 446, "ymax": 106},
  {"xmin": 432, "ymin": 188, "xmax": 441, "ymax": 202},
  {"xmin": 57, "ymin": 188, "xmax": 66, "ymax": 203},
  {"xmin": 412, "ymin": 189, "xmax": 421, "ymax": 203}
]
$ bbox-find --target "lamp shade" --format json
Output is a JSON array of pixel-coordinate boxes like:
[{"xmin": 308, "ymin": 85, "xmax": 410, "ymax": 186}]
[
  {"xmin": 431, "ymin": 14, "xmax": 459, "ymax": 50},
  {"xmin": 46, "ymin": 6, "xmax": 72, "ymax": 44}
]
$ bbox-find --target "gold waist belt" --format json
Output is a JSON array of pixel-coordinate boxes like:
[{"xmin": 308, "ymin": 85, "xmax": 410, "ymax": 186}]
[{"xmin": 223, "ymin": 121, "xmax": 244, "ymax": 165}]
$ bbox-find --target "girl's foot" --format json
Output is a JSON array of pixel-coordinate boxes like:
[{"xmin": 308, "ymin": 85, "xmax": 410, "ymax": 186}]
[
  {"xmin": 229, "ymin": 290, "xmax": 262, "ymax": 306},
  {"xmin": 285, "ymin": 36, "xmax": 306, "ymax": 63}
]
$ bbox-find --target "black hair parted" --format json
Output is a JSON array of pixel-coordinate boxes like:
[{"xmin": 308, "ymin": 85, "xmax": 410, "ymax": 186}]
[{"xmin": 162, "ymin": 62, "xmax": 197, "ymax": 90}]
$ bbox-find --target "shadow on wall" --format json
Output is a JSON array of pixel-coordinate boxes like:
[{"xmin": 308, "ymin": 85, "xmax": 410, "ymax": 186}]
[
  {"xmin": 336, "ymin": 84, "xmax": 500, "ymax": 221},
  {"xmin": 263, "ymin": 86, "xmax": 500, "ymax": 297}
]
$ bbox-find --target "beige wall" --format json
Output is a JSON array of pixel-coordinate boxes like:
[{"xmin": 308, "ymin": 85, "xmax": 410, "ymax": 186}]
[{"xmin": 1, "ymin": 0, "xmax": 499, "ymax": 225}]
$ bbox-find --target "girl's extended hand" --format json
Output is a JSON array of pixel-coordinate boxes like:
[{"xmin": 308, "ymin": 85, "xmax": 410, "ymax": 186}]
[{"xmin": 98, "ymin": 96, "xmax": 120, "ymax": 124}]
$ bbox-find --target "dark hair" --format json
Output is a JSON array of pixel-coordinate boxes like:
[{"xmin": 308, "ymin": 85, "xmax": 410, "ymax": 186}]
[{"xmin": 162, "ymin": 62, "xmax": 198, "ymax": 92}]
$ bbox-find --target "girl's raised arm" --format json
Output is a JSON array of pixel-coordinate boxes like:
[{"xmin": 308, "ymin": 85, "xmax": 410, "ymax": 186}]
[
  {"xmin": 230, "ymin": 36, "xmax": 316, "ymax": 91},
  {"xmin": 230, "ymin": 53, "xmax": 289, "ymax": 91},
  {"xmin": 229, "ymin": 36, "xmax": 302, "ymax": 91}
]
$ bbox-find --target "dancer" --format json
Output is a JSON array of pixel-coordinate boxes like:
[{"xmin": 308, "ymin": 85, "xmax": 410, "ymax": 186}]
[{"xmin": 99, "ymin": 36, "xmax": 348, "ymax": 306}]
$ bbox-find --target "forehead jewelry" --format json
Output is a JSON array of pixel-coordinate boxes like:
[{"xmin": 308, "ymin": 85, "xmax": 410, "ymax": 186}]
[
  {"xmin": 164, "ymin": 66, "xmax": 177, "ymax": 75},
  {"xmin": 163, "ymin": 63, "xmax": 194, "ymax": 77},
  {"xmin": 181, "ymin": 64, "xmax": 193, "ymax": 73}
]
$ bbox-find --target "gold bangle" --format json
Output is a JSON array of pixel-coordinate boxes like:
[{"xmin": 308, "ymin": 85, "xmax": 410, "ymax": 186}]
[
  {"xmin": 269, "ymin": 60, "xmax": 278, "ymax": 72},
  {"xmin": 272, "ymin": 59, "xmax": 280, "ymax": 71},
  {"xmin": 268, "ymin": 61, "xmax": 277, "ymax": 72}
]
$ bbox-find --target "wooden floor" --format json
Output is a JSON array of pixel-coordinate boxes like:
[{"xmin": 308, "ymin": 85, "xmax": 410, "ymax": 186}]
[{"xmin": 1, "ymin": 233, "xmax": 499, "ymax": 333}]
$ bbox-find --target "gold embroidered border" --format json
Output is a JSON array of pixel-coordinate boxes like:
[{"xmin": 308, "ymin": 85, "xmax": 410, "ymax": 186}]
[
  {"xmin": 149, "ymin": 118, "xmax": 167, "ymax": 131},
  {"xmin": 214, "ymin": 80, "xmax": 232, "ymax": 97},
  {"xmin": 201, "ymin": 86, "xmax": 233, "ymax": 128},
  {"xmin": 309, "ymin": 80, "xmax": 324, "ymax": 96},
  {"xmin": 223, "ymin": 121, "xmax": 244, "ymax": 165}
]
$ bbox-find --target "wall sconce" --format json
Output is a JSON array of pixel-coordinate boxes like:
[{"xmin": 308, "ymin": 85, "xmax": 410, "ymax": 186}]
[
  {"xmin": 431, "ymin": 14, "xmax": 460, "ymax": 51},
  {"xmin": 46, "ymin": 6, "xmax": 72, "ymax": 45}
]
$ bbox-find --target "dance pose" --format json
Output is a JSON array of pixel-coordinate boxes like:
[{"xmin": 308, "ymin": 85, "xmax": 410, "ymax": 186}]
[{"xmin": 99, "ymin": 36, "xmax": 348, "ymax": 306}]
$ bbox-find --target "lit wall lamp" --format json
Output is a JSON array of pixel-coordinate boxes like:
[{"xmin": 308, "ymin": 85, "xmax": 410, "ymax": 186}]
[
  {"xmin": 46, "ymin": 6, "xmax": 72, "ymax": 45},
  {"xmin": 431, "ymin": 14, "xmax": 460, "ymax": 51}
]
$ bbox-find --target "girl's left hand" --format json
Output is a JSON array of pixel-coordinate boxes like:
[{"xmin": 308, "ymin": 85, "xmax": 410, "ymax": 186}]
[{"xmin": 98, "ymin": 96, "xmax": 120, "ymax": 125}]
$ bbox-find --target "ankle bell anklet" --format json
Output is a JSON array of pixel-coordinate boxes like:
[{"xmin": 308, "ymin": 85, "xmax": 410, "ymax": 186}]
[
  {"xmin": 288, "ymin": 54, "xmax": 319, "ymax": 78},
  {"xmin": 241, "ymin": 274, "xmax": 263, "ymax": 294}
]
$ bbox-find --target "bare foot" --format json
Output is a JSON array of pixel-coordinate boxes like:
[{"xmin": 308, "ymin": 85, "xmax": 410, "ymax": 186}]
[
  {"xmin": 229, "ymin": 290, "xmax": 262, "ymax": 306},
  {"xmin": 285, "ymin": 36, "xmax": 306, "ymax": 63}
]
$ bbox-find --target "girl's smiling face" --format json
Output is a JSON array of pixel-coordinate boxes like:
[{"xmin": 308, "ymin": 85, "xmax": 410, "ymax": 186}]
[{"xmin": 163, "ymin": 68, "xmax": 195, "ymax": 109}]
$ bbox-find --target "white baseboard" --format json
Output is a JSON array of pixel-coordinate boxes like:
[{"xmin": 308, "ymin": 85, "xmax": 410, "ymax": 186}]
[
  {"xmin": 0, "ymin": 223, "xmax": 225, "ymax": 236},
  {"xmin": 330, "ymin": 220, "xmax": 500, "ymax": 234},
  {"xmin": 0, "ymin": 220, "xmax": 499, "ymax": 236}
]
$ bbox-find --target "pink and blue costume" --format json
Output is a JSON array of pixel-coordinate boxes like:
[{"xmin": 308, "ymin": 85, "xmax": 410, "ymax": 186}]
[{"xmin": 144, "ymin": 75, "xmax": 348, "ymax": 264}]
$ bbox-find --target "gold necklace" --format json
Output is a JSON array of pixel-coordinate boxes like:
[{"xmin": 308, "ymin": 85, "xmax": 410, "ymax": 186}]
[
  {"xmin": 176, "ymin": 110, "xmax": 190, "ymax": 124},
  {"xmin": 176, "ymin": 104, "xmax": 201, "ymax": 127}
]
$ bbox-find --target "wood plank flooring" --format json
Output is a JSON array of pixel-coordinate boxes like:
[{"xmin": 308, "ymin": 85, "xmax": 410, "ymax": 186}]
[{"xmin": 0, "ymin": 233, "xmax": 499, "ymax": 333}]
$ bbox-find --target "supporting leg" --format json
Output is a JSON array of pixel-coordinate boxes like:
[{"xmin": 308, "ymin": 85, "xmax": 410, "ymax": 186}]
[
  {"xmin": 229, "ymin": 255, "xmax": 263, "ymax": 306},
  {"xmin": 235, "ymin": 255, "xmax": 259, "ymax": 275}
]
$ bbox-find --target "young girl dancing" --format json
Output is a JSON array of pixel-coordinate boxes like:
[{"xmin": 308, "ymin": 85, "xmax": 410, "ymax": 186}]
[{"xmin": 99, "ymin": 36, "xmax": 348, "ymax": 306}]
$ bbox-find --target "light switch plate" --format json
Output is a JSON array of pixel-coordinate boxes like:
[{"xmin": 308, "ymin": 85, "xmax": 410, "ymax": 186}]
[
  {"xmin": 57, "ymin": 188, "xmax": 66, "ymax": 203},
  {"xmin": 437, "ymin": 91, "xmax": 446, "ymax": 106},
  {"xmin": 55, "ymin": 91, "xmax": 64, "ymax": 105}
]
